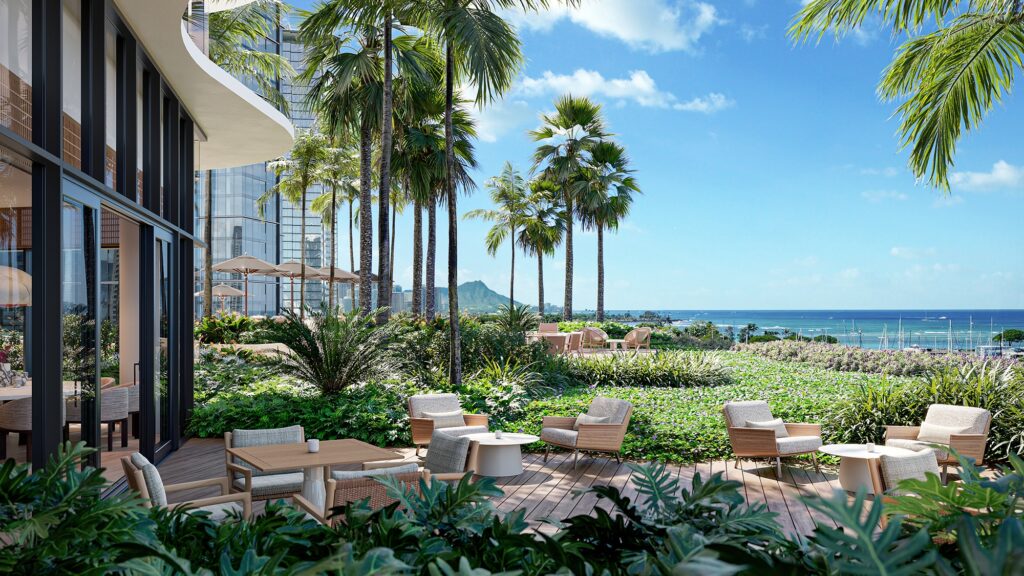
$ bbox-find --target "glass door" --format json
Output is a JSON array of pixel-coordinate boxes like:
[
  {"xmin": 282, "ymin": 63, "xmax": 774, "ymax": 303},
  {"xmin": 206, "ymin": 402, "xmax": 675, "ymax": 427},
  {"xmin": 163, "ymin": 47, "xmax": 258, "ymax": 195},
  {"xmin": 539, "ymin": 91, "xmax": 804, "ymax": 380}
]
[{"xmin": 154, "ymin": 231, "xmax": 173, "ymax": 457}]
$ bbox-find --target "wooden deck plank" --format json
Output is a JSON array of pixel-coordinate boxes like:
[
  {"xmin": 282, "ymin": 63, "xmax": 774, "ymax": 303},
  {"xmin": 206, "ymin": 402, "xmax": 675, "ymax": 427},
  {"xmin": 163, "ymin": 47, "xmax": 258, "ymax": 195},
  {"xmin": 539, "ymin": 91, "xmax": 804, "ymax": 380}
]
[
  {"xmin": 788, "ymin": 465, "xmax": 839, "ymax": 530},
  {"xmin": 595, "ymin": 461, "xmax": 635, "ymax": 513},
  {"xmin": 496, "ymin": 452, "xmax": 568, "ymax": 513},
  {"xmin": 752, "ymin": 462, "xmax": 799, "ymax": 537},
  {"xmin": 517, "ymin": 451, "xmax": 579, "ymax": 520},
  {"xmin": 777, "ymin": 465, "xmax": 819, "ymax": 537},
  {"xmin": 568, "ymin": 457, "xmax": 623, "ymax": 517}
]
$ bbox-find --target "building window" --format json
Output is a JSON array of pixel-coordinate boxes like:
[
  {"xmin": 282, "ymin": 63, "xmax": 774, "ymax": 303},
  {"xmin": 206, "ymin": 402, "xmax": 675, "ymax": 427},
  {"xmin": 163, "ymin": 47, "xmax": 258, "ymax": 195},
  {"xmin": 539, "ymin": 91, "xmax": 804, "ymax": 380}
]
[
  {"xmin": 104, "ymin": 28, "xmax": 118, "ymax": 189},
  {"xmin": 62, "ymin": 0, "xmax": 82, "ymax": 169},
  {"xmin": 0, "ymin": 0, "xmax": 33, "ymax": 141},
  {"xmin": 136, "ymin": 61, "xmax": 143, "ymax": 200}
]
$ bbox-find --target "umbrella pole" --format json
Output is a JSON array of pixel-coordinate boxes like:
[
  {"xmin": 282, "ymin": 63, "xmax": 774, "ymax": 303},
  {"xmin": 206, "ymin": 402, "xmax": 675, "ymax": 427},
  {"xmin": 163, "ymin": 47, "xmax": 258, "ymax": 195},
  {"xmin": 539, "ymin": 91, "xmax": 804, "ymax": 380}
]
[
  {"xmin": 244, "ymin": 273, "xmax": 249, "ymax": 316},
  {"xmin": 290, "ymin": 277, "xmax": 295, "ymax": 314}
]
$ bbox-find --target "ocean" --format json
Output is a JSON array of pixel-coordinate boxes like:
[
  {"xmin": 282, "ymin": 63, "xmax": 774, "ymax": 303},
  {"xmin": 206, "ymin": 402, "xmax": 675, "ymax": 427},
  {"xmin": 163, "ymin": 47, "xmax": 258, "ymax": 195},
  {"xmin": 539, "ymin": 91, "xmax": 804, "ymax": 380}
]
[{"xmin": 601, "ymin": 309, "xmax": 1024, "ymax": 351}]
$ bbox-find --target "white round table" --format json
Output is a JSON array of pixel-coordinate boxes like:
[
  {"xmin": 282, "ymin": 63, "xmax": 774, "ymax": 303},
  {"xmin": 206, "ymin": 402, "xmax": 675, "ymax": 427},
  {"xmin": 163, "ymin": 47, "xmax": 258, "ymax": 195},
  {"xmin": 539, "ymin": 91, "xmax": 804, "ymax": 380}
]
[
  {"xmin": 819, "ymin": 443, "xmax": 916, "ymax": 494},
  {"xmin": 464, "ymin": 432, "xmax": 539, "ymax": 477}
]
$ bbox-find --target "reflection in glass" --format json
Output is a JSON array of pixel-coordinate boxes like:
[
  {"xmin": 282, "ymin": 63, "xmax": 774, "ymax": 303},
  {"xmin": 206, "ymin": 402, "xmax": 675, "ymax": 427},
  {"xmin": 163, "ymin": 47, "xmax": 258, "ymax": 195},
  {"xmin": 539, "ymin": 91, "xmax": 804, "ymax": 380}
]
[
  {"xmin": 62, "ymin": 0, "xmax": 82, "ymax": 169},
  {"xmin": 1, "ymin": 0, "xmax": 33, "ymax": 140},
  {"xmin": 155, "ymin": 239, "xmax": 170, "ymax": 446}
]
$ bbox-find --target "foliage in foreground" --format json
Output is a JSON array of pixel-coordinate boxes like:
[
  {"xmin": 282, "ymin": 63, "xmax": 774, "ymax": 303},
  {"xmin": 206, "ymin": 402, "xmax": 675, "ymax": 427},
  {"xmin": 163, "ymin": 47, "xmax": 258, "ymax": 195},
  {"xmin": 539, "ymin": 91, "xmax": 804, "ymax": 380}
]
[{"xmin": 3, "ymin": 443, "xmax": 1023, "ymax": 575}]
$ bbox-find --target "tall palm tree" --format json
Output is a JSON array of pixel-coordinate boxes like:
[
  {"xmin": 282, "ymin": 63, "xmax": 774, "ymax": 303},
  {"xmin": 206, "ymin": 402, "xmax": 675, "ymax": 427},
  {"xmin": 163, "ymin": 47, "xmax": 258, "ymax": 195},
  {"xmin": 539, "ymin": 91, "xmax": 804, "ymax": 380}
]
[
  {"xmin": 258, "ymin": 130, "xmax": 331, "ymax": 319},
  {"xmin": 202, "ymin": 0, "xmax": 294, "ymax": 318},
  {"xmin": 531, "ymin": 94, "xmax": 609, "ymax": 321},
  {"xmin": 578, "ymin": 141, "xmax": 639, "ymax": 321},
  {"xmin": 519, "ymin": 179, "xmax": 565, "ymax": 316},
  {"xmin": 465, "ymin": 162, "xmax": 529, "ymax": 308},
  {"xmin": 790, "ymin": 1, "xmax": 1024, "ymax": 189},
  {"xmin": 310, "ymin": 141, "xmax": 359, "ymax": 308}
]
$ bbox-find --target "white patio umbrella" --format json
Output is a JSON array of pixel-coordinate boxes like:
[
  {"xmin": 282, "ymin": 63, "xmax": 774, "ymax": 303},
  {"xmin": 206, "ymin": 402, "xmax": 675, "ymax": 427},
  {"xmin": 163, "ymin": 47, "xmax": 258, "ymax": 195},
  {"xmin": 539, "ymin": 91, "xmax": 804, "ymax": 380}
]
[
  {"xmin": 194, "ymin": 283, "xmax": 245, "ymax": 313},
  {"xmin": 315, "ymin": 266, "xmax": 358, "ymax": 282},
  {"xmin": 272, "ymin": 261, "xmax": 327, "ymax": 313},
  {"xmin": 211, "ymin": 255, "xmax": 276, "ymax": 315},
  {"xmin": 0, "ymin": 266, "xmax": 31, "ymax": 308}
]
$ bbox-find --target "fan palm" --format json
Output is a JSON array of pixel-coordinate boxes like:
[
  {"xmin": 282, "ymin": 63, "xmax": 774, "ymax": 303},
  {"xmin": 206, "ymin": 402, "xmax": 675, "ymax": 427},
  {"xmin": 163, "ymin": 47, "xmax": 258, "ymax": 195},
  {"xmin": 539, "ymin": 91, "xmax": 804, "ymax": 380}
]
[
  {"xmin": 311, "ymin": 140, "xmax": 359, "ymax": 309},
  {"xmin": 790, "ymin": 1, "xmax": 1024, "ymax": 190},
  {"xmin": 578, "ymin": 141, "xmax": 639, "ymax": 321},
  {"xmin": 519, "ymin": 178, "xmax": 565, "ymax": 316},
  {"xmin": 465, "ymin": 162, "xmax": 529, "ymax": 309},
  {"xmin": 258, "ymin": 130, "xmax": 331, "ymax": 319},
  {"xmin": 201, "ymin": 0, "xmax": 295, "ymax": 318},
  {"xmin": 531, "ymin": 94, "xmax": 609, "ymax": 321}
]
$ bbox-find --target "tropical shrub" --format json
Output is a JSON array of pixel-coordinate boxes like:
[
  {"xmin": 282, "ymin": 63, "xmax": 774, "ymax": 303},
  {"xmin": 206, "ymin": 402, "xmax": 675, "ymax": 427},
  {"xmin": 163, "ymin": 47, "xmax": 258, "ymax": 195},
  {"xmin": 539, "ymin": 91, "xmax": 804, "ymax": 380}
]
[
  {"xmin": 276, "ymin": 307, "xmax": 402, "ymax": 394},
  {"xmin": 193, "ymin": 312, "xmax": 257, "ymax": 344},
  {"xmin": 419, "ymin": 315, "xmax": 547, "ymax": 376},
  {"xmin": 458, "ymin": 358, "xmax": 553, "ymax": 429},
  {"xmin": 564, "ymin": 350, "xmax": 732, "ymax": 388},
  {"xmin": 193, "ymin": 347, "xmax": 292, "ymax": 403},
  {"xmin": 492, "ymin": 303, "xmax": 539, "ymax": 335},
  {"xmin": 734, "ymin": 339, "xmax": 977, "ymax": 376},
  {"xmin": 559, "ymin": 320, "xmax": 632, "ymax": 338}
]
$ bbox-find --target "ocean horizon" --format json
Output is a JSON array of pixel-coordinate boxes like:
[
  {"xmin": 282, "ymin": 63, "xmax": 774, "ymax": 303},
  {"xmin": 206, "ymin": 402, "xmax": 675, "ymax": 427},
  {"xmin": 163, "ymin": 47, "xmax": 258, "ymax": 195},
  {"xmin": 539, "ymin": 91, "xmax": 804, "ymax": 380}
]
[{"xmin": 594, "ymin": 309, "xmax": 1024, "ymax": 351}]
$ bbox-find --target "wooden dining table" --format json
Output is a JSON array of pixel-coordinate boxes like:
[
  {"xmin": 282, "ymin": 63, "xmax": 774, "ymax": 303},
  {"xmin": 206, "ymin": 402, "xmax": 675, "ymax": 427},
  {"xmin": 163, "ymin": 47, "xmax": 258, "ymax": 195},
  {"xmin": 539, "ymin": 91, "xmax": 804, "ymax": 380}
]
[
  {"xmin": 0, "ymin": 381, "xmax": 79, "ymax": 402},
  {"xmin": 226, "ymin": 438, "xmax": 402, "ymax": 508}
]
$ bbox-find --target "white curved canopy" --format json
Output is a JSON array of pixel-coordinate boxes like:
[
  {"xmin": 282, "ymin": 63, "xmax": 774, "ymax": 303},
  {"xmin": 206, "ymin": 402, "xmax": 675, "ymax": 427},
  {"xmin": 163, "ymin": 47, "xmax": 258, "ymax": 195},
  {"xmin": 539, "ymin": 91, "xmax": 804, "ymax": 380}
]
[{"xmin": 114, "ymin": 0, "xmax": 294, "ymax": 169}]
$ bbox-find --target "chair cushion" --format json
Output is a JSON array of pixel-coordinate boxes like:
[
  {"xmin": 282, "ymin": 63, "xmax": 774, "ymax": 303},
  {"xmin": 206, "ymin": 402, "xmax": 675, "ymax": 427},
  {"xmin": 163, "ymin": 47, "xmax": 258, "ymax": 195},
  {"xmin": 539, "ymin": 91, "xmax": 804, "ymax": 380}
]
[
  {"xmin": 232, "ymin": 472, "xmax": 305, "ymax": 497},
  {"xmin": 130, "ymin": 453, "xmax": 167, "ymax": 506},
  {"xmin": 192, "ymin": 502, "xmax": 243, "ymax": 522},
  {"xmin": 746, "ymin": 418, "xmax": 789, "ymax": 438},
  {"xmin": 423, "ymin": 431, "xmax": 471, "ymax": 474},
  {"xmin": 231, "ymin": 426, "xmax": 304, "ymax": 477},
  {"xmin": 917, "ymin": 421, "xmax": 969, "ymax": 444},
  {"xmin": 409, "ymin": 394, "xmax": 461, "ymax": 418},
  {"xmin": 574, "ymin": 413, "xmax": 610, "ymax": 430},
  {"xmin": 723, "ymin": 401, "xmax": 774, "ymax": 429},
  {"xmin": 776, "ymin": 436, "xmax": 821, "ymax": 455},
  {"xmin": 924, "ymin": 404, "xmax": 990, "ymax": 435},
  {"xmin": 332, "ymin": 463, "xmax": 419, "ymax": 481},
  {"xmin": 434, "ymin": 425, "xmax": 487, "ymax": 437},
  {"xmin": 879, "ymin": 450, "xmax": 941, "ymax": 495},
  {"xmin": 587, "ymin": 397, "xmax": 631, "ymax": 425},
  {"xmin": 423, "ymin": 409, "xmax": 465, "ymax": 429},
  {"xmin": 885, "ymin": 439, "xmax": 949, "ymax": 461},
  {"xmin": 541, "ymin": 427, "xmax": 578, "ymax": 447}
]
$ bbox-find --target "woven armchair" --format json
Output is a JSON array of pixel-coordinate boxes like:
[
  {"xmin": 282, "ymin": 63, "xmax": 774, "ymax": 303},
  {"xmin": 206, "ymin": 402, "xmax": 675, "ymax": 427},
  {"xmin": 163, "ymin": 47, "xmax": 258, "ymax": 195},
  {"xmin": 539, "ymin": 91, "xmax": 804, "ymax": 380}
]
[
  {"xmin": 408, "ymin": 394, "xmax": 488, "ymax": 456},
  {"xmin": 581, "ymin": 327, "xmax": 608, "ymax": 349},
  {"xmin": 884, "ymin": 404, "xmax": 991, "ymax": 481},
  {"xmin": 722, "ymin": 400, "xmax": 822, "ymax": 476},
  {"xmin": 65, "ymin": 386, "xmax": 129, "ymax": 452},
  {"xmin": 538, "ymin": 322, "xmax": 559, "ymax": 333},
  {"xmin": 122, "ymin": 453, "xmax": 251, "ymax": 521},
  {"xmin": 0, "ymin": 398, "xmax": 33, "ymax": 461},
  {"xmin": 541, "ymin": 397, "xmax": 632, "ymax": 468},
  {"xmin": 295, "ymin": 465, "xmax": 428, "ymax": 526},
  {"xmin": 623, "ymin": 328, "xmax": 652, "ymax": 350},
  {"xmin": 565, "ymin": 332, "xmax": 583, "ymax": 356},
  {"xmin": 224, "ymin": 425, "xmax": 306, "ymax": 501}
]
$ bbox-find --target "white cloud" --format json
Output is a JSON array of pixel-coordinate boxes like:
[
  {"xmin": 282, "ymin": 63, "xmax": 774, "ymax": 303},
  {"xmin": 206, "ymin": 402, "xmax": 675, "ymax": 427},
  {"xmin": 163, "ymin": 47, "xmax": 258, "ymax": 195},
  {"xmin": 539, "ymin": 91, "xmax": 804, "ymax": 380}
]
[
  {"xmin": 890, "ymin": 246, "xmax": 936, "ymax": 260},
  {"xmin": 860, "ymin": 167, "xmax": 900, "ymax": 177},
  {"xmin": 739, "ymin": 24, "xmax": 768, "ymax": 42},
  {"xmin": 470, "ymin": 98, "xmax": 534, "ymax": 143},
  {"xmin": 517, "ymin": 69, "xmax": 733, "ymax": 114},
  {"xmin": 503, "ymin": 0, "xmax": 723, "ymax": 54},
  {"xmin": 861, "ymin": 190, "xmax": 908, "ymax": 203},
  {"xmin": 950, "ymin": 160, "xmax": 1024, "ymax": 191}
]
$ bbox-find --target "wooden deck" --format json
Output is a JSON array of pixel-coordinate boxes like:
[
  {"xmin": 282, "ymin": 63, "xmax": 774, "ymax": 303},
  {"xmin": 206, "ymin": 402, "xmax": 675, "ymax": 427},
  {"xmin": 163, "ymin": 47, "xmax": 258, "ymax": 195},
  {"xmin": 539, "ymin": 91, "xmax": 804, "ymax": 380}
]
[{"xmin": 157, "ymin": 438, "xmax": 846, "ymax": 537}]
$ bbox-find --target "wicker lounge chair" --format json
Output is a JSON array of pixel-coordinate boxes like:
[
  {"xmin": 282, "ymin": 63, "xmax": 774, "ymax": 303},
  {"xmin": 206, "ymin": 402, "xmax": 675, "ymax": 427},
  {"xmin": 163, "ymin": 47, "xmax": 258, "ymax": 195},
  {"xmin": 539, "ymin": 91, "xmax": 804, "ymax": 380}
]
[
  {"xmin": 224, "ymin": 425, "xmax": 306, "ymax": 501},
  {"xmin": 623, "ymin": 327, "xmax": 652, "ymax": 350},
  {"xmin": 722, "ymin": 400, "xmax": 822, "ymax": 476},
  {"xmin": 581, "ymin": 327, "xmax": 608, "ymax": 349},
  {"xmin": 295, "ymin": 464, "xmax": 428, "ymax": 526},
  {"xmin": 541, "ymin": 397, "xmax": 632, "ymax": 468},
  {"xmin": 0, "ymin": 398, "xmax": 33, "ymax": 461},
  {"xmin": 884, "ymin": 404, "xmax": 991, "ymax": 481},
  {"xmin": 407, "ymin": 394, "xmax": 488, "ymax": 456},
  {"xmin": 123, "ymin": 453, "xmax": 251, "ymax": 521},
  {"xmin": 65, "ymin": 386, "xmax": 129, "ymax": 452}
]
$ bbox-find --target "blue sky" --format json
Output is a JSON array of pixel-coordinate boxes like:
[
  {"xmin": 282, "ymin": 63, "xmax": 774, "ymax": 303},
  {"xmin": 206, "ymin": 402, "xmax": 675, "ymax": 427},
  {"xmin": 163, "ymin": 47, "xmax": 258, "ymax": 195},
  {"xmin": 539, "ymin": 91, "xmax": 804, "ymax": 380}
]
[{"xmin": 288, "ymin": 0, "xmax": 1024, "ymax": 310}]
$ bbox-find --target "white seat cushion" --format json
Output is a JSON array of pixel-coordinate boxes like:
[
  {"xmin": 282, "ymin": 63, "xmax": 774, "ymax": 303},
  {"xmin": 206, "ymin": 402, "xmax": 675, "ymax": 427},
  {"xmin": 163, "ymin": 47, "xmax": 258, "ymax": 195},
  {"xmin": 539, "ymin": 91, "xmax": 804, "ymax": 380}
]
[
  {"xmin": 879, "ymin": 450, "xmax": 941, "ymax": 495},
  {"xmin": 409, "ymin": 394, "xmax": 461, "ymax": 418},
  {"xmin": 776, "ymin": 436, "xmax": 821, "ymax": 454},
  {"xmin": 924, "ymin": 404, "xmax": 990, "ymax": 435},
  {"xmin": 885, "ymin": 438, "xmax": 948, "ymax": 461},
  {"xmin": 540, "ymin": 427, "xmax": 578, "ymax": 447},
  {"xmin": 423, "ymin": 409, "xmax": 465, "ymax": 429},
  {"xmin": 233, "ymin": 472, "xmax": 305, "ymax": 497},
  {"xmin": 574, "ymin": 414, "xmax": 610, "ymax": 430},
  {"xmin": 331, "ymin": 463, "xmax": 419, "ymax": 481},
  {"xmin": 746, "ymin": 418, "xmax": 788, "ymax": 438},
  {"xmin": 917, "ymin": 421, "xmax": 969, "ymax": 444},
  {"xmin": 434, "ymin": 425, "xmax": 487, "ymax": 437},
  {"xmin": 191, "ymin": 502, "xmax": 243, "ymax": 522}
]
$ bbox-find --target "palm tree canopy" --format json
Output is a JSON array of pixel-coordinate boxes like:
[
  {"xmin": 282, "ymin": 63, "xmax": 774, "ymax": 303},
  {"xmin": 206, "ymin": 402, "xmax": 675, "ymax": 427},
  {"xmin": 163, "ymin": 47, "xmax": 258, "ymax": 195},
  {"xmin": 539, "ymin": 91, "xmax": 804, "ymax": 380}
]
[
  {"xmin": 531, "ymin": 94, "xmax": 610, "ymax": 186},
  {"xmin": 311, "ymin": 143, "xmax": 361, "ymax": 228},
  {"xmin": 578, "ymin": 141, "xmax": 640, "ymax": 231},
  {"xmin": 207, "ymin": 0, "xmax": 295, "ymax": 113},
  {"xmin": 258, "ymin": 130, "xmax": 332, "ymax": 220},
  {"xmin": 465, "ymin": 162, "xmax": 529, "ymax": 255},
  {"xmin": 518, "ymin": 179, "xmax": 565, "ymax": 258},
  {"xmin": 790, "ymin": 1, "xmax": 1024, "ymax": 189}
]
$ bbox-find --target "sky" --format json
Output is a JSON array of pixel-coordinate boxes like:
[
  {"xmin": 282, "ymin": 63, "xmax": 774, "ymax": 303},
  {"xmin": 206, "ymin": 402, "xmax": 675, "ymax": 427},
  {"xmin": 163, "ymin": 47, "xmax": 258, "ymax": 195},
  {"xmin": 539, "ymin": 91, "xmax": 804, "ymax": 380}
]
[{"xmin": 287, "ymin": 0, "xmax": 1024, "ymax": 311}]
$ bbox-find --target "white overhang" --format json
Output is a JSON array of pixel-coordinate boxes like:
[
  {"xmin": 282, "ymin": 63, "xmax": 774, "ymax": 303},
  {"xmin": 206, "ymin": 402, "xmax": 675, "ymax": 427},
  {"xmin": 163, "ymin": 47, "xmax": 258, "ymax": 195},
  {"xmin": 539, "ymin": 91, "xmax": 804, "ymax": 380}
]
[{"xmin": 113, "ymin": 0, "xmax": 294, "ymax": 170}]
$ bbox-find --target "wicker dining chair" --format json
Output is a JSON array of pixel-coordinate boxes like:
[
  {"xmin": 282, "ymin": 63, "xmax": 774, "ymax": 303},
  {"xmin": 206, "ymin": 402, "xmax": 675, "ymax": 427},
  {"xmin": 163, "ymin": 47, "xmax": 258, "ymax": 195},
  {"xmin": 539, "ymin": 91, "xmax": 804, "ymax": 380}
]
[
  {"xmin": 295, "ymin": 464, "xmax": 428, "ymax": 526},
  {"xmin": 122, "ymin": 453, "xmax": 251, "ymax": 521},
  {"xmin": 581, "ymin": 327, "xmax": 609, "ymax": 349},
  {"xmin": 538, "ymin": 322, "xmax": 560, "ymax": 333},
  {"xmin": 544, "ymin": 333, "xmax": 569, "ymax": 355},
  {"xmin": 565, "ymin": 332, "xmax": 583, "ymax": 356},
  {"xmin": 623, "ymin": 328, "xmax": 652, "ymax": 350},
  {"xmin": 0, "ymin": 398, "xmax": 33, "ymax": 461},
  {"xmin": 64, "ymin": 386, "xmax": 129, "ymax": 452},
  {"xmin": 722, "ymin": 400, "xmax": 822, "ymax": 476},
  {"xmin": 224, "ymin": 425, "xmax": 306, "ymax": 502}
]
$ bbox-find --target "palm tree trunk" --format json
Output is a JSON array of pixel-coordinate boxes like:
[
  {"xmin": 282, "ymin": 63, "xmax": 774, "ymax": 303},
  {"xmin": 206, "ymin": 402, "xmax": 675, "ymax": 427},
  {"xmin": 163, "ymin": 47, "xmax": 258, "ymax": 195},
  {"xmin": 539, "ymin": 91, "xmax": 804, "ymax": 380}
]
[
  {"xmin": 299, "ymin": 185, "xmax": 307, "ymax": 319},
  {"xmin": 359, "ymin": 119, "xmax": 373, "ymax": 314},
  {"xmin": 390, "ymin": 205, "xmax": 397, "ymax": 286},
  {"xmin": 563, "ymin": 193, "xmax": 574, "ymax": 320},
  {"xmin": 509, "ymin": 228, "xmax": 515, "ymax": 309},
  {"xmin": 348, "ymin": 201, "xmax": 355, "ymax": 311},
  {"xmin": 412, "ymin": 199, "xmax": 423, "ymax": 317},
  {"xmin": 444, "ymin": 43, "xmax": 461, "ymax": 386},
  {"xmin": 328, "ymin": 184, "xmax": 338, "ymax": 310},
  {"xmin": 203, "ymin": 170, "xmax": 213, "ymax": 317},
  {"xmin": 426, "ymin": 199, "xmax": 436, "ymax": 319},
  {"xmin": 597, "ymin": 224, "xmax": 604, "ymax": 322},
  {"xmin": 377, "ymin": 13, "xmax": 394, "ymax": 324},
  {"xmin": 537, "ymin": 251, "xmax": 544, "ymax": 316}
]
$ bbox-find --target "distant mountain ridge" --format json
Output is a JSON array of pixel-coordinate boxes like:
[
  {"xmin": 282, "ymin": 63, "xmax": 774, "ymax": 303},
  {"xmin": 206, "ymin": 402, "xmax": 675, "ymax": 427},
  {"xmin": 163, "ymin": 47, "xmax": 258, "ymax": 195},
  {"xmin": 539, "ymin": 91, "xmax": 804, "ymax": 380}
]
[{"xmin": 434, "ymin": 280, "xmax": 522, "ymax": 313}]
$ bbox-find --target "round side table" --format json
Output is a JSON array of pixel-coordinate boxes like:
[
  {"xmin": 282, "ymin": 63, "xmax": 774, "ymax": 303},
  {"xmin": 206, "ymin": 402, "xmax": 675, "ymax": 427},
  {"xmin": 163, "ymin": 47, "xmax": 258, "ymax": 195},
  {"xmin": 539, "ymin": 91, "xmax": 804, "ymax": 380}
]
[
  {"xmin": 463, "ymin": 433, "xmax": 539, "ymax": 477},
  {"xmin": 819, "ymin": 443, "xmax": 917, "ymax": 494}
]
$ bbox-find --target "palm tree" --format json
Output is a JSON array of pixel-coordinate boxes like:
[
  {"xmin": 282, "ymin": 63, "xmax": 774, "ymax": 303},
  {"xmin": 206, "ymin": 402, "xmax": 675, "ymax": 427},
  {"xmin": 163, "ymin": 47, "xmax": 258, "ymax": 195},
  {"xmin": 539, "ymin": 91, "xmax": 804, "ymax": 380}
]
[
  {"xmin": 531, "ymin": 94, "xmax": 609, "ymax": 321},
  {"xmin": 578, "ymin": 141, "xmax": 639, "ymax": 321},
  {"xmin": 310, "ymin": 141, "xmax": 359, "ymax": 309},
  {"xmin": 519, "ymin": 179, "xmax": 565, "ymax": 316},
  {"xmin": 465, "ymin": 162, "xmax": 529, "ymax": 309},
  {"xmin": 790, "ymin": 1, "xmax": 1024, "ymax": 190},
  {"xmin": 258, "ymin": 130, "xmax": 331, "ymax": 319},
  {"xmin": 202, "ymin": 0, "xmax": 294, "ymax": 318}
]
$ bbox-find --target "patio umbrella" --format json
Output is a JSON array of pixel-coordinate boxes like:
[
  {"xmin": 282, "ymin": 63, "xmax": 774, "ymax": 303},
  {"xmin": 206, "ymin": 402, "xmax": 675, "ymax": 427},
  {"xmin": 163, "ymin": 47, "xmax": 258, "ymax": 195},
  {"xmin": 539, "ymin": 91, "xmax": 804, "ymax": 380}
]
[
  {"xmin": 0, "ymin": 266, "xmax": 31, "ymax": 308},
  {"xmin": 211, "ymin": 255, "xmax": 276, "ymax": 315},
  {"xmin": 194, "ymin": 284, "xmax": 245, "ymax": 313},
  {"xmin": 272, "ymin": 261, "xmax": 327, "ymax": 313},
  {"xmin": 315, "ymin": 266, "xmax": 358, "ymax": 282}
]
